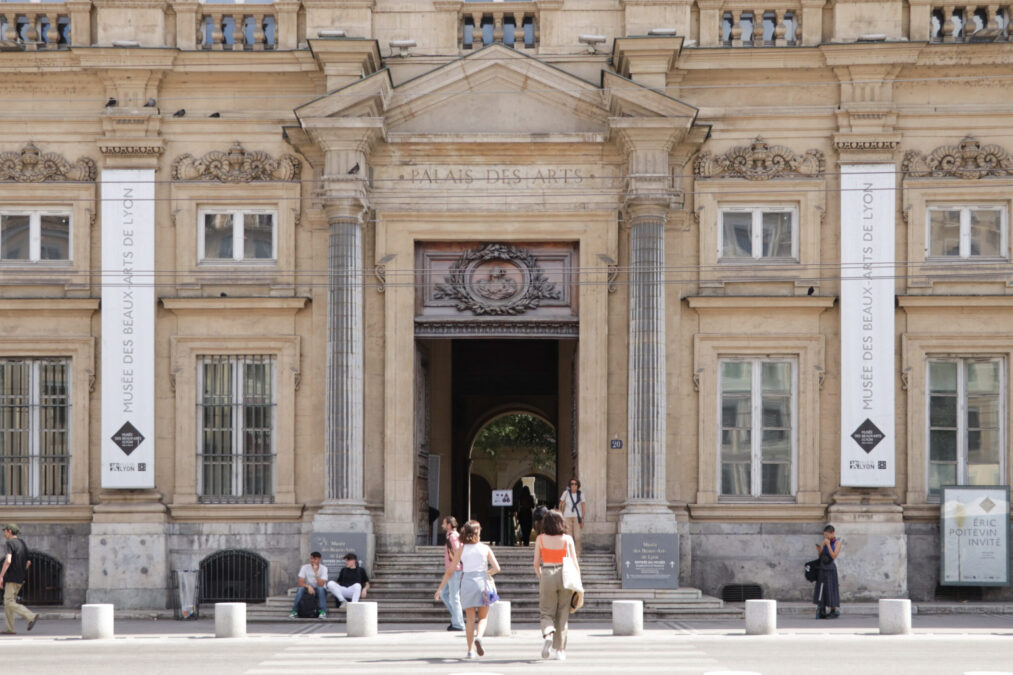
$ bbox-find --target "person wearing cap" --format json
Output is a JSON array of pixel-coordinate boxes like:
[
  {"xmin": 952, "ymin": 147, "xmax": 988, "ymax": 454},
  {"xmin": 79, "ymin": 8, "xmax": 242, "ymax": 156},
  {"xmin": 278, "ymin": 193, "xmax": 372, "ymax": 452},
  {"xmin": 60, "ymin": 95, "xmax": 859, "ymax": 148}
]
[{"xmin": 1, "ymin": 524, "xmax": 38, "ymax": 634}]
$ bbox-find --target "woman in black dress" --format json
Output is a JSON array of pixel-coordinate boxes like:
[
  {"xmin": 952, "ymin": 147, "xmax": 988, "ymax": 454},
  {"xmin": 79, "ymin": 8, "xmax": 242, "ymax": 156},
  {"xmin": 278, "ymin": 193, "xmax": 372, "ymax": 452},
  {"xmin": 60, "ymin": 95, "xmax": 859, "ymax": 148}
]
[{"xmin": 813, "ymin": 524, "xmax": 842, "ymax": 619}]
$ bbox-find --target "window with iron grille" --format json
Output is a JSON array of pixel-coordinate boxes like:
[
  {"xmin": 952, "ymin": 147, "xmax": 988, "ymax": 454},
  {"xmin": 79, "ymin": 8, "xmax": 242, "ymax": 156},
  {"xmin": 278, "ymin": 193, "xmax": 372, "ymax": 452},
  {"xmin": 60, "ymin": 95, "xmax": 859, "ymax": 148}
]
[
  {"xmin": 197, "ymin": 355, "xmax": 276, "ymax": 503},
  {"xmin": 0, "ymin": 358, "xmax": 70, "ymax": 505}
]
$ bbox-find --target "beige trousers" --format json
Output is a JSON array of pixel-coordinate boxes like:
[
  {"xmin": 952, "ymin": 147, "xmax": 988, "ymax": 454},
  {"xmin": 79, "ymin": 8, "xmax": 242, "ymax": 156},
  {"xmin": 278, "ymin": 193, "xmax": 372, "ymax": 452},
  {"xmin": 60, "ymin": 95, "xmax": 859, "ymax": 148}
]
[
  {"xmin": 538, "ymin": 565, "xmax": 573, "ymax": 651},
  {"xmin": 563, "ymin": 516, "xmax": 582, "ymax": 556},
  {"xmin": 4, "ymin": 582, "xmax": 35, "ymax": 633}
]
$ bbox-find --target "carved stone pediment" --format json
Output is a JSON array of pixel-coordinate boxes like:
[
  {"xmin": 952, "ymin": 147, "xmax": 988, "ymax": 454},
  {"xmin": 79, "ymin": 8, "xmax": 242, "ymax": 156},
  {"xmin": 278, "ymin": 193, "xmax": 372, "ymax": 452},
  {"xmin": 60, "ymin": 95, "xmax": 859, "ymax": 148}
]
[
  {"xmin": 171, "ymin": 142, "xmax": 301, "ymax": 182},
  {"xmin": 694, "ymin": 137, "xmax": 825, "ymax": 180},
  {"xmin": 433, "ymin": 243, "xmax": 562, "ymax": 316},
  {"xmin": 0, "ymin": 143, "xmax": 96, "ymax": 182},
  {"xmin": 902, "ymin": 136, "xmax": 1013, "ymax": 179}
]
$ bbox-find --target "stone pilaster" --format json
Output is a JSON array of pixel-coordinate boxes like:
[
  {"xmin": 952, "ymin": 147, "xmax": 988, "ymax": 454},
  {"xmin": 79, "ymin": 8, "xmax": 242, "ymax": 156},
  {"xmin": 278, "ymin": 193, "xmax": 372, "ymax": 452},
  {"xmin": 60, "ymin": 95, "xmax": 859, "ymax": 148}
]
[
  {"xmin": 626, "ymin": 199, "xmax": 668, "ymax": 505},
  {"xmin": 324, "ymin": 202, "xmax": 365, "ymax": 506}
]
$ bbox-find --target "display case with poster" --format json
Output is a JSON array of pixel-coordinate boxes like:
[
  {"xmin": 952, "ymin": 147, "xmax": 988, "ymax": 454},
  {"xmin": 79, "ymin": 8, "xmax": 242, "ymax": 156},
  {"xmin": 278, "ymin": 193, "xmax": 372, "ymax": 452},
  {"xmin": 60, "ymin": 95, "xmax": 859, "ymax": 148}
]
[{"xmin": 941, "ymin": 486, "xmax": 1010, "ymax": 586}]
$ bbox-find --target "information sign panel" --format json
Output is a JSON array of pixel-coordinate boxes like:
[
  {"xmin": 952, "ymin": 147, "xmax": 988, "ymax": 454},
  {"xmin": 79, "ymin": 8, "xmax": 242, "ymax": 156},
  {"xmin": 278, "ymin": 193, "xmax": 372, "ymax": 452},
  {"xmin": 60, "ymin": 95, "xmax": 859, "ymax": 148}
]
[
  {"xmin": 620, "ymin": 533, "xmax": 679, "ymax": 589},
  {"xmin": 310, "ymin": 532, "xmax": 369, "ymax": 575},
  {"xmin": 492, "ymin": 490, "xmax": 513, "ymax": 507}
]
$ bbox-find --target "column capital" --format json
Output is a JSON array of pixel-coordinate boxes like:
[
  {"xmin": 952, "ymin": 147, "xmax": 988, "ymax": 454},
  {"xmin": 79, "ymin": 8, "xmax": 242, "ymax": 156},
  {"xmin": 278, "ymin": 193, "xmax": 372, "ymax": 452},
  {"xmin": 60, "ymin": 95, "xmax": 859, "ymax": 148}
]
[
  {"xmin": 624, "ymin": 195, "xmax": 673, "ymax": 224},
  {"xmin": 323, "ymin": 197, "xmax": 369, "ymax": 224}
]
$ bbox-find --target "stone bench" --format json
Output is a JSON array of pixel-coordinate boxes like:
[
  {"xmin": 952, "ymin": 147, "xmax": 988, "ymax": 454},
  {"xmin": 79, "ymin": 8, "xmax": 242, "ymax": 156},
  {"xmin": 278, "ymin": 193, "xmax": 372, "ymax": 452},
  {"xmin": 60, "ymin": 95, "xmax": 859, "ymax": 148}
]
[
  {"xmin": 81, "ymin": 604, "xmax": 114, "ymax": 639},
  {"xmin": 612, "ymin": 600, "xmax": 643, "ymax": 636},
  {"xmin": 745, "ymin": 599, "xmax": 777, "ymax": 635},
  {"xmin": 215, "ymin": 602, "xmax": 247, "ymax": 638}
]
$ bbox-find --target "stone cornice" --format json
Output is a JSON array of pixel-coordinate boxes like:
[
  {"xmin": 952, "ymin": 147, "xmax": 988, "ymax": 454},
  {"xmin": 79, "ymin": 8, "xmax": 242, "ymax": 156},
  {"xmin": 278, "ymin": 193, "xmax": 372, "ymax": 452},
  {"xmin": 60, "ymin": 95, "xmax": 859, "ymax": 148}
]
[
  {"xmin": 161, "ymin": 297, "xmax": 309, "ymax": 312},
  {"xmin": 0, "ymin": 143, "xmax": 96, "ymax": 182},
  {"xmin": 687, "ymin": 296, "xmax": 836, "ymax": 310}
]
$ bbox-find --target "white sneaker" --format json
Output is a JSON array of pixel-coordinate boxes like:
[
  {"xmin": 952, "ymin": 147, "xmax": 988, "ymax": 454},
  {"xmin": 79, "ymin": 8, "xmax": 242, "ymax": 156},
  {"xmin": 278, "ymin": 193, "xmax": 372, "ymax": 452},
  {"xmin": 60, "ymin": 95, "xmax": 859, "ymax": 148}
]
[
  {"xmin": 466, "ymin": 652, "xmax": 476, "ymax": 659},
  {"xmin": 541, "ymin": 636, "xmax": 553, "ymax": 659},
  {"xmin": 555, "ymin": 650, "xmax": 566, "ymax": 661}
]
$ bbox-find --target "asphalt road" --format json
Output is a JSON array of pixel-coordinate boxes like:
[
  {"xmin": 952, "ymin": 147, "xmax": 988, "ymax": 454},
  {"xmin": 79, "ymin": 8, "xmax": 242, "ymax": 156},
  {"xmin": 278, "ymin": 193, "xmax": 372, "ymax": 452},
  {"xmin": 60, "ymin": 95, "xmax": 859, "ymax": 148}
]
[{"xmin": 2, "ymin": 617, "xmax": 1013, "ymax": 674}]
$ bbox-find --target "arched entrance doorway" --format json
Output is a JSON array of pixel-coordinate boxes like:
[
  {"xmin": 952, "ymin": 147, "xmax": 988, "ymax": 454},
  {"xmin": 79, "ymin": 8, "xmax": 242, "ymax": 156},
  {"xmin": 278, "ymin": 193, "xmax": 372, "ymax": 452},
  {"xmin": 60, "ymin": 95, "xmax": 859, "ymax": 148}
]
[
  {"xmin": 417, "ymin": 337, "xmax": 577, "ymax": 545},
  {"xmin": 468, "ymin": 412, "xmax": 557, "ymax": 545}
]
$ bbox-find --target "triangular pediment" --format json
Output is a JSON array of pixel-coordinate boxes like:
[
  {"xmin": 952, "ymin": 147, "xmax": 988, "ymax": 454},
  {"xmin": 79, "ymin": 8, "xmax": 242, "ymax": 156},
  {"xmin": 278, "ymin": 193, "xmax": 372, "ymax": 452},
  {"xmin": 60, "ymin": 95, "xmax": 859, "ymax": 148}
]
[{"xmin": 295, "ymin": 44, "xmax": 699, "ymax": 140}]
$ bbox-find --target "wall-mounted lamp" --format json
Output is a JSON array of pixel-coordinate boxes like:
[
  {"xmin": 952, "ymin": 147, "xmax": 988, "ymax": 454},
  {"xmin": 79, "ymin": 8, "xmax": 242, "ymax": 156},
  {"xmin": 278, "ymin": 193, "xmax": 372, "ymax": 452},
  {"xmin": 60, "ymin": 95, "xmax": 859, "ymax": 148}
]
[
  {"xmin": 578, "ymin": 34, "xmax": 606, "ymax": 53},
  {"xmin": 389, "ymin": 39, "xmax": 417, "ymax": 57},
  {"xmin": 318, "ymin": 29, "xmax": 347, "ymax": 38},
  {"xmin": 648, "ymin": 28, "xmax": 678, "ymax": 36},
  {"xmin": 112, "ymin": 40, "xmax": 140, "ymax": 47}
]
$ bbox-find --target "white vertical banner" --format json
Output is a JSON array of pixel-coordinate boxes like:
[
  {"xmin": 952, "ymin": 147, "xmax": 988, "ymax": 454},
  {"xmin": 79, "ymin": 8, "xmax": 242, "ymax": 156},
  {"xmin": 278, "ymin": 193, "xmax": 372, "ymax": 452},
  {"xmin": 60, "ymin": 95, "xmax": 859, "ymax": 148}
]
[
  {"xmin": 101, "ymin": 169, "xmax": 155, "ymax": 488},
  {"xmin": 840, "ymin": 164, "xmax": 896, "ymax": 487}
]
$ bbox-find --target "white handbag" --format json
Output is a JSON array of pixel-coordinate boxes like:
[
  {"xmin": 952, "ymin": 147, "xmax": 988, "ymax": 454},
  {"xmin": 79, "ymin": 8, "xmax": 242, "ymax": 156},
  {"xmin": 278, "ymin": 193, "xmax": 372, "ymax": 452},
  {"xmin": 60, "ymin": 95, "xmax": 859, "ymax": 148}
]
[{"xmin": 561, "ymin": 536, "xmax": 583, "ymax": 593}]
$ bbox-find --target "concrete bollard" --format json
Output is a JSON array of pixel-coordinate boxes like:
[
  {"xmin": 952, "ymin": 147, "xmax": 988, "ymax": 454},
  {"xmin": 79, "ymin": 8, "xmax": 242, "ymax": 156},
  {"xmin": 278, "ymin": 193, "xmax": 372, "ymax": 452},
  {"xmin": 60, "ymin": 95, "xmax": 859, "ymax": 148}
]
[
  {"xmin": 215, "ymin": 602, "xmax": 247, "ymax": 638},
  {"xmin": 612, "ymin": 600, "xmax": 644, "ymax": 636},
  {"xmin": 485, "ymin": 600, "xmax": 511, "ymax": 637},
  {"xmin": 347, "ymin": 601, "xmax": 378, "ymax": 637},
  {"xmin": 878, "ymin": 599, "xmax": 912, "ymax": 635},
  {"xmin": 744, "ymin": 599, "xmax": 777, "ymax": 635},
  {"xmin": 81, "ymin": 604, "xmax": 115, "ymax": 639}
]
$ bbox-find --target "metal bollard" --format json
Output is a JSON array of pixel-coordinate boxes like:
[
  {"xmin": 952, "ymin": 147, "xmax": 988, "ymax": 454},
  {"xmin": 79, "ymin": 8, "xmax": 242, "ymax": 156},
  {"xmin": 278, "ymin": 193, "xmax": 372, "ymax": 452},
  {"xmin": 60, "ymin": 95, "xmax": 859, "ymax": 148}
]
[{"xmin": 81, "ymin": 604, "xmax": 115, "ymax": 639}]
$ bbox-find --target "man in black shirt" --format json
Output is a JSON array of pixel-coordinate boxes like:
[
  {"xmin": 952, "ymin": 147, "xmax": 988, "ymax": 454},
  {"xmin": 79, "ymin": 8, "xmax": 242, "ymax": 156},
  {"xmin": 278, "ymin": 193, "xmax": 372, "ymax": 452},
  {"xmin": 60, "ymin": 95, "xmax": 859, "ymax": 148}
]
[
  {"xmin": 1, "ymin": 524, "xmax": 38, "ymax": 634},
  {"xmin": 325, "ymin": 552, "xmax": 370, "ymax": 607}
]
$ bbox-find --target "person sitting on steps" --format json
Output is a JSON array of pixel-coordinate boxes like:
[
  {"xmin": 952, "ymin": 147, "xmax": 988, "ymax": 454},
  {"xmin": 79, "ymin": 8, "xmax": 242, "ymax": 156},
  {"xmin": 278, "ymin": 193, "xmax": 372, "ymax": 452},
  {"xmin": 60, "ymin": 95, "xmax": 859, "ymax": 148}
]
[
  {"xmin": 326, "ymin": 552, "xmax": 370, "ymax": 607},
  {"xmin": 289, "ymin": 551, "xmax": 328, "ymax": 619}
]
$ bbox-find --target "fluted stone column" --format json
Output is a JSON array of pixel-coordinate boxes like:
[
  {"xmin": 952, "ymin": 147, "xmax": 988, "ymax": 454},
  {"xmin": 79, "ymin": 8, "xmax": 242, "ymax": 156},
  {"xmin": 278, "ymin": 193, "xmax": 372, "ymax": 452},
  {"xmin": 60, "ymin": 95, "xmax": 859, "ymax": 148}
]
[
  {"xmin": 325, "ymin": 208, "xmax": 364, "ymax": 504},
  {"xmin": 626, "ymin": 200, "xmax": 668, "ymax": 505}
]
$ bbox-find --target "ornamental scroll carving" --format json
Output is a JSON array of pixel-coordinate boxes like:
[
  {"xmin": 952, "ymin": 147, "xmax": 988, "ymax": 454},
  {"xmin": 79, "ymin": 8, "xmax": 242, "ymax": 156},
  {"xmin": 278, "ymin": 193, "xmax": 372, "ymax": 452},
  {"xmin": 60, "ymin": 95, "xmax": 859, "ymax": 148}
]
[
  {"xmin": 902, "ymin": 136, "xmax": 1013, "ymax": 179},
  {"xmin": 171, "ymin": 142, "xmax": 302, "ymax": 182},
  {"xmin": 433, "ymin": 243, "xmax": 562, "ymax": 316},
  {"xmin": 0, "ymin": 143, "xmax": 96, "ymax": 182},
  {"xmin": 694, "ymin": 137, "xmax": 825, "ymax": 180}
]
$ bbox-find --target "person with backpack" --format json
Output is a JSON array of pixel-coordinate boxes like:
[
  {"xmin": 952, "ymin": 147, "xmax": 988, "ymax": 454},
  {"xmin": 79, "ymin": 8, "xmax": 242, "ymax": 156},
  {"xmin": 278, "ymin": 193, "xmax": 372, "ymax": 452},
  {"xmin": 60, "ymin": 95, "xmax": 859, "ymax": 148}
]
[
  {"xmin": 813, "ymin": 525, "xmax": 842, "ymax": 619},
  {"xmin": 1, "ymin": 524, "xmax": 38, "ymax": 634},
  {"xmin": 289, "ymin": 551, "xmax": 328, "ymax": 619},
  {"xmin": 558, "ymin": 478, "xmax": 586, "ymax": 557}
]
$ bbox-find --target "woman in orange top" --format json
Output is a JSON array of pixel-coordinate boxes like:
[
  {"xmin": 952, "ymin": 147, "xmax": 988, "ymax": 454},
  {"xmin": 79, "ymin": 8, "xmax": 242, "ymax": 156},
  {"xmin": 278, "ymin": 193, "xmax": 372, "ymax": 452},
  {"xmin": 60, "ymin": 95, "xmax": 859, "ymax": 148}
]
[{"xmin": 533, "ymin": 509, "xmax": 579, "ymax": 661}]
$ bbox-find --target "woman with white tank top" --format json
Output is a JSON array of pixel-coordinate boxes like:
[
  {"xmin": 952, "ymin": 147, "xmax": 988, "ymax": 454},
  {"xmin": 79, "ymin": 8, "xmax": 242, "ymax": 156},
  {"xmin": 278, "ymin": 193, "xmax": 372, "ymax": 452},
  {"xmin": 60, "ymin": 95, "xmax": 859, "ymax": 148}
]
[{"xmin": 435, "ymin": 519, "xmax": 501, "ymax": 659}]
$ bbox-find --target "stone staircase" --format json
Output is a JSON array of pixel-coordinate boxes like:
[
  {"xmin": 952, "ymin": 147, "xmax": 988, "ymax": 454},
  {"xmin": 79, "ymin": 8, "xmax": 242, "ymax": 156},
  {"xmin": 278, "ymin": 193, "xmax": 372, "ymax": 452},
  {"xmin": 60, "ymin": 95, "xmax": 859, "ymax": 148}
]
[{"xmin": 247, "ymin": 546, "xmax": 737, "ymax": 623}]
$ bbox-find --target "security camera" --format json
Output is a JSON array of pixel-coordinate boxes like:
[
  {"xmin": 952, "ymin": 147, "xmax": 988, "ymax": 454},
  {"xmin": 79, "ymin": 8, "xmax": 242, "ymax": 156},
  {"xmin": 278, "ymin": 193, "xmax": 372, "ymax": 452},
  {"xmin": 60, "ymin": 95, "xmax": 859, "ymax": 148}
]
[
  {"xmin": 389, "ymin": 39, "xmax": 417, "ymax": 57},
  {"xmin": 578, "ymin": 34, "xmax": 607, "ymax": 53}
]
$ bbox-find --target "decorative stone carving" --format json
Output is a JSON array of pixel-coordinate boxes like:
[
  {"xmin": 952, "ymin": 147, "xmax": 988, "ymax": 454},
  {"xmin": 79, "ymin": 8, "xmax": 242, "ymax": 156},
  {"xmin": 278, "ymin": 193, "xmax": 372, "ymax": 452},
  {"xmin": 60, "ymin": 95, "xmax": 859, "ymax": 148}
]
[
  {"xmin": 694, "ymin": 137, "xmax": 825, "ymax": 180},
  {"xmin": 0, "ymin": 143, "xmax": 96, "ymax": 182},
  {"xmin": 902, "ymin": 136, "xmax": 1013, "ymax": 179},
  {"xmin": 172, "ymin": 141, "xmax": 302, "ymax": 182},
  {"xmin": 414, "ymin": 319, "xmax": 578, "ymax": 338},
  {"xmin": 434, "ymin": 243, "xmax": 562, "ymax": 316}
]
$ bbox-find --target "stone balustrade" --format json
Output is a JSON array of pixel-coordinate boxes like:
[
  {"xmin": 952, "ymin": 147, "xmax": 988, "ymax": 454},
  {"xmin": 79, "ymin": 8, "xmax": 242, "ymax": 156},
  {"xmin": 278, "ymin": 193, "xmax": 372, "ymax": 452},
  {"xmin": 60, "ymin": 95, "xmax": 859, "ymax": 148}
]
[
  {"xmin": 199, "ymin": 9, "xmax": 277, "ymax": 50},
  {"xmin": 0, "ymin": 6, "xmax": 72, "ymax": 49},
  {"xmin": 459, "ymin": 3, "xmax": 538, "ymax": 50},
  {"xmin": 929, "ymin": 4, "xmax": 1011, "ymax": 41},
  {"xmin": 697, "ymin": 0, "xmax": 823, "ymax": 47}
]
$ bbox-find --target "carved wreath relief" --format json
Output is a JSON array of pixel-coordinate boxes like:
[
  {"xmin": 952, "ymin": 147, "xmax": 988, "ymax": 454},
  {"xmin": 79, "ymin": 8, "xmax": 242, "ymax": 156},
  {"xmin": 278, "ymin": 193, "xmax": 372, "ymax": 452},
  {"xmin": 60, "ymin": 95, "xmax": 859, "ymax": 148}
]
[
  {"xmin": 171, "ymin": 141, "xmax": 302, "ymax": 182},
  {"xmin": 434, "ymin": 243, "xmax": 562, "ymax": 316},
  {"xmin": 694, "ymin": 137, "xmax": 825, "ymax": 180},
  {"xmin": 0, "ymin": 143, "xmax": 96, "ymax": 182},
  {"xmin": 902, "ymin": 136, "xmax": 1013, "ymax": 179}
]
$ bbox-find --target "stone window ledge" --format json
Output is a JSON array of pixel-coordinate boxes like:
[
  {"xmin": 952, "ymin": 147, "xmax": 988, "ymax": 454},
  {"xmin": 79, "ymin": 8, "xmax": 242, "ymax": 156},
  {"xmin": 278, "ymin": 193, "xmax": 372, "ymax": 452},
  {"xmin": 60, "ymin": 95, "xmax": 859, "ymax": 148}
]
[
  {"xmin": 689, "ymin": 502, "xmax": 827, "ymax": 521},
  {"xmin": 168, "ymin": 503, "xmax": 304, "ymax": 522}
]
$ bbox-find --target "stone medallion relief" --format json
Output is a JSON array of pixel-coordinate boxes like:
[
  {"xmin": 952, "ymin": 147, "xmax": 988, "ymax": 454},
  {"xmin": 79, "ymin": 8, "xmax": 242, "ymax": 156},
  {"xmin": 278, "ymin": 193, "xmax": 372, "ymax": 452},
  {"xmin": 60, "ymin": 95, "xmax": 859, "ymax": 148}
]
[{"xmin": 433, "ymin": 243, "xmax": 562, "ymax": 316}]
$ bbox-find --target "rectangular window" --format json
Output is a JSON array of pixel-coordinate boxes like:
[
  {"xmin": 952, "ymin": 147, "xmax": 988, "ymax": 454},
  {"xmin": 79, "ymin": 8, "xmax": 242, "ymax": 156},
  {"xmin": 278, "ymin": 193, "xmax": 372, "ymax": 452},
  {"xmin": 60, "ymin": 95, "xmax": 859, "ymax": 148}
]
[
  {"xmin": 198, "ymin": 209, "xmax": 276, "ymax": 262},
  {"xmin": 719, "ymin": 206, "xmax": 797, "ymax": 261},
  {"xmin": 197, "ymin": 355, "xmax": 276, "ymax": 503},
  {"xmin": 0, "ymin": 358, "xmax": 70, "ymax": 504},
  {"xmin": 0, "ymin": 211, "xmax": 71, "ymax": 261},
  {"xmin": 927, "ymin": 205, "xmax": 1007, "ymax": 259},
  {"xmin": 928, "ymin": 358, "xmax": 1004, "ymax": 495},
  {"xmin": 719, "ymin": 358, "xmax": 796, "ymax": 498}
]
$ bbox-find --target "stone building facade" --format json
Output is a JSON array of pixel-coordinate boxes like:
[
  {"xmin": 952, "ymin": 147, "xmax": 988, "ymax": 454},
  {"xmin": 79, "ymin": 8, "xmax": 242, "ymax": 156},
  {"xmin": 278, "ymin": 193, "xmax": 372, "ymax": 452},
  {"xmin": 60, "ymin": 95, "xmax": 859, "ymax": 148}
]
[{"xmin": 1, "ymin": 0, "xmax": 1012, "ymax": 607}]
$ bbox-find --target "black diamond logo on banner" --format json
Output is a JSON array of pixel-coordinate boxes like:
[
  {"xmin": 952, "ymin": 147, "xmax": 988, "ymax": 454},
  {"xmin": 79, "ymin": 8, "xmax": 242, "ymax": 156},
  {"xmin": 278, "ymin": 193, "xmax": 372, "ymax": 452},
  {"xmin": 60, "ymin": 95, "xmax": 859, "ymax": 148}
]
[
  {"xmin": 112, "ymin": 422, "xmax": 145, "ymax": 456},
  {"xmin": 851, "ymin": 418, "xmax": 885, "ymax": 454}
]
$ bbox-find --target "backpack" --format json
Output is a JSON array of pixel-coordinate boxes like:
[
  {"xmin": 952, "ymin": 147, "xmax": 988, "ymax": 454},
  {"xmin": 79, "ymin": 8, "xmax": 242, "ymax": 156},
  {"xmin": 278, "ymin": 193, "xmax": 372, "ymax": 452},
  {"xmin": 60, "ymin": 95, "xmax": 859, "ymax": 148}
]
[
  {"xmin": 804, "ymin": 559, "xmax": 820, "ymax": 583},
  {"xmin": 297, "ymin": 589, "xmax": 320, "ymax": 618}
]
